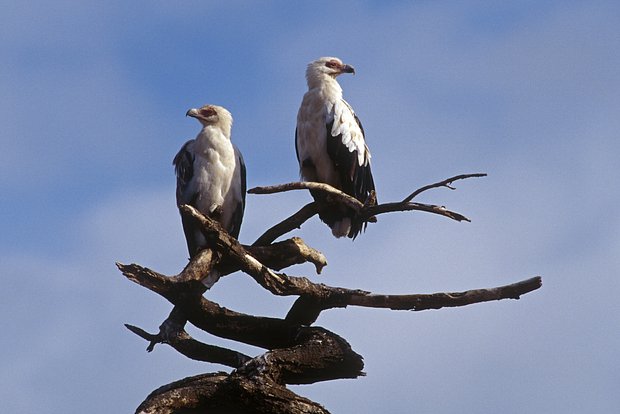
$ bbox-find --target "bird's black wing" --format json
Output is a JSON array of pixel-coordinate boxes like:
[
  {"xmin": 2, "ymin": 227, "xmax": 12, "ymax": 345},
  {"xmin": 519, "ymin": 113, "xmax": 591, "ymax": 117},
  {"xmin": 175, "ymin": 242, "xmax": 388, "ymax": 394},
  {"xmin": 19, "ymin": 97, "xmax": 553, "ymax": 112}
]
[
  {"xmin": 173, "ymin": 140, "xmax": 201, "ymax": 257},
  {"xmin": 229, "ymin": 147, "xmax": 246, "ymax": 240},
  {"xmin": 173, "ymin": 140, "xmax": 196, "ymax": 206},
  {"xmin": 325, "ymin": 112, "xmax": 376, "ymax": 238},
  {"xmin": 294, "ymin": 127, "xmax": 300, "ymax": 164},
  {"xmin": 325, "ymin": 115, "xmax": 375, "ymax": 204}
]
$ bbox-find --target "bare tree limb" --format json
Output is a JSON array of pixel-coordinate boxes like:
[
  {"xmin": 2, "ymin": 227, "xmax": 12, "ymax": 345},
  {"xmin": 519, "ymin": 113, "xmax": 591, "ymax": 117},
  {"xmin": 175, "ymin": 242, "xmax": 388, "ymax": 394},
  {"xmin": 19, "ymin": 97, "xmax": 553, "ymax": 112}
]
[
  {"xmin": 248, "ymin": 173, "xmax": 485, "ymax": 242},
  {"xmin": 242, "ymin": 237, "xmax": 326, "ymax": 274},
  {"xmin": 234, "ymin": 327, "xmax": 364, "ymax": 385},
  {"xmin": 117, "ymin": 261, "xmax": 299, "ymax": 350},
  {"xmin": 121, "ymin": 206, "xmax": 542, "ymax": 328},
  {"xmin": 402, "ymin": 173, "xmax": 487, "ymax": 202},
  {"xmin": 136, "ymin": 372, "xmax": 331, "ymax": 414},
  {"xmin": 285, "ymin": 276, "xmax": 542, "ymax": 325},
  {"xmin": 252, "ymin": 202, "xmax": 321, "ymax": 247},
  {"xmin": 364, "ymin": 201, "xmax": 471, "ymax": 222},
  {"xmin": 186, "ymin": 206, "xmax": 542, "ymax": 300},
  {"xmin": 120, "ymin": 232, "xmax": 326, "ymax": 296},
  {"xmin": 120, "ymin": 171, "xmax": 543, "ymax": 413},
  {"xmin": 120, "ymin": 270, "xmax": 365, "ymax": 384},
  {"xmin": 135, "ymin": 324, "xmax": 363, "ymax": 413},
  {"xmin": 125, "ymin": 307, "xmax": 252, "ymax": 368},
  {"xmin": 248, "ymin": 182, "xmax": 363, "ymax": 211},
  {"xmin": 347, "ymin": 276, "xmax": 542, "ymax": 310}
]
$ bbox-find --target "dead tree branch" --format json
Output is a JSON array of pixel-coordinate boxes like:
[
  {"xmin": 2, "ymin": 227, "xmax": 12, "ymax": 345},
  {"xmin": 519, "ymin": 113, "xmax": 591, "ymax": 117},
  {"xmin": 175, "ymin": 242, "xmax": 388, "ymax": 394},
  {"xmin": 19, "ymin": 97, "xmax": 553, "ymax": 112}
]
[
  {"xmin": 401, "ymin": 172, "xmax": 487, "ymax": 202},
  {"xmin": 118, "ymin": 263, "xmax": 297, "ymax": 350},
  {"xmin": 119, "ymin": 171, "xmax": 543, "ymax": 413},
  {"xmin": 125, "ymin": 307, "xmax": 252, "ymax": 368},
  {"xmin": 136, "ymin": 372, "xmax": 331, "ymax": 414},
  {"xmin": 348, "ymin": 276, "xmax": 542, "ymax": 310},
  {"xmin": 121, "ymin": 282, "xmax": 365, "ymax": 383},
  {"xmin": 252, "ymin": 202, "xmax": 321, "ymax": 246},
  {"xmin": 249, "ymin": 173, "xmax": 485, "ymax": 243},
  {"xmin": 363, "ymin": 201, "xmax": 470, "ymax": 222},
  {"xmin": 242, "ymin": 237, "xmax": 326, "ymax": 274},
  {"xmin": 122, "ymin": 233, "xmax": 326, "ymax": 293},
  {"xmin": 248, "ymin": 181, "xmax": 364, "ymax": 211},
  {"xmin": 119, "ymin": 205, "xmax": 542, "ymax": 327}
]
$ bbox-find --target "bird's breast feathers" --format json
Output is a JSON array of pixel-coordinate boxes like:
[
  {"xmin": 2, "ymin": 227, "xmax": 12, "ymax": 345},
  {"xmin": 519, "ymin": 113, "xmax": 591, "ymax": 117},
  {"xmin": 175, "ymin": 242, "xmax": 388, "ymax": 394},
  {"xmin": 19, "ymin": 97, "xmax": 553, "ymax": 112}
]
[{"xmin": 189, "ymin": 130, "xmax": 241, "ymax": 213}]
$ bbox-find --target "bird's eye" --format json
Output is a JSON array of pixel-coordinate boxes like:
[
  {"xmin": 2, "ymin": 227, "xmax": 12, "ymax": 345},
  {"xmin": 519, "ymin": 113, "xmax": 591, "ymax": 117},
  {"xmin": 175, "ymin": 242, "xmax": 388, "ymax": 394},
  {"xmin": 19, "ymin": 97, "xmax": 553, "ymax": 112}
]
[
  {"xmin": 200, "ymin": 108, "xmax": 216, "ymax": 117},
  {"xmin": 325, "ymin": 60, "xmax": 340, "ymax": 69}
]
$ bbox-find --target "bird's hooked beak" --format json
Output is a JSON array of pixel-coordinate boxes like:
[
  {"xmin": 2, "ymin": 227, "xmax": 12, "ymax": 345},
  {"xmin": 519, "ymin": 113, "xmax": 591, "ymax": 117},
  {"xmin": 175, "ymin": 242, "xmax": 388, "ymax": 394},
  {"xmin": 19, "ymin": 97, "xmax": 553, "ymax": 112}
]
[
  {"xmin": 186, "ymin": 108, "xmax": 199, "ymax": 118},
  {"xmin": 341, "ymin": 64, "xmax": 355, "ymax": 74}
]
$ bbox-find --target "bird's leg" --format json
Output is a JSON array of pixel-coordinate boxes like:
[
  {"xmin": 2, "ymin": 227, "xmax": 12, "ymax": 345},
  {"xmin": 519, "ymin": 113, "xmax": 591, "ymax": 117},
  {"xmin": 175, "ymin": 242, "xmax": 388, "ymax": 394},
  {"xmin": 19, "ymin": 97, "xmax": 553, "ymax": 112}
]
[
  {"xmin": 364, "ymin": 190, "xmax": 377, "ymax": 207},
  {"xmin": 363, "ymin": 191, "xmax": 378, "ymax": 223}
]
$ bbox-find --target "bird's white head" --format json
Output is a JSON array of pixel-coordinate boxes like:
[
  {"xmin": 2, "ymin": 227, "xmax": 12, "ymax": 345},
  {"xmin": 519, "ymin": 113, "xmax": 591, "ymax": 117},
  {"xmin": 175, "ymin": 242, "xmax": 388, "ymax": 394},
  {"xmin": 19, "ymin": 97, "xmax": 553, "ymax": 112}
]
[
  {"xmin": 186, "ymin": 104, "xmax": 233, "ymax": 138},
  {"xmin": 306, "ymin": 57, "xmax": 355, "ymax": 88}
]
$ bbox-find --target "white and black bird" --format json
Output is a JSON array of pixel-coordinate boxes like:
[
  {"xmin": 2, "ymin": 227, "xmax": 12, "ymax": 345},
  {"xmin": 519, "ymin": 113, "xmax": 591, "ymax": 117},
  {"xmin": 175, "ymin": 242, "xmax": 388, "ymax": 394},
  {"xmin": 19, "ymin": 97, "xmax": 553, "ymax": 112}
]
[
  {"xmin": 296, "ymin": 57, "xmax": 376, "ymax": 238},
  {"xmin": 174, "ymin": 104, "xmax": 246, "ymax": 271}
]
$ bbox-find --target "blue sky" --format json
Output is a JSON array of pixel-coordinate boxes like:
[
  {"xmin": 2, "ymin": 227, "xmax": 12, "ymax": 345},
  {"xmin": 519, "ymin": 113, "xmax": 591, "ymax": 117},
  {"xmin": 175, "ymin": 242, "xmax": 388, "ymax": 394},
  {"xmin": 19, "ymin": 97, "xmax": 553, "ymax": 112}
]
[{"xmin": 2, "ymin": 1, "xmax": 619, "ymax": 413}]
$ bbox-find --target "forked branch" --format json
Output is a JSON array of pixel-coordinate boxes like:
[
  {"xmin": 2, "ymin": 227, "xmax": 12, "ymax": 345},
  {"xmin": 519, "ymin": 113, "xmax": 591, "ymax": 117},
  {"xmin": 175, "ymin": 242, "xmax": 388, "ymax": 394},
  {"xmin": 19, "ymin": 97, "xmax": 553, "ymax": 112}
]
[
  {"xmin": 125, "ymin": 307, "xmax": 252, "ymax": 368},
  {"xmin": 401, "ymin": 173, "xmax": 487, "ymax": 202},
  {"xmin": 119, "ymin": 205, "xmax": 542, "ymax": 327},
  {"xmin": 249, "ymin": 173, "xmax": 486, "ymax": 244},
  {"xmin": 118, "ymin": 169, "xmax": 543, "ymax": 413}
]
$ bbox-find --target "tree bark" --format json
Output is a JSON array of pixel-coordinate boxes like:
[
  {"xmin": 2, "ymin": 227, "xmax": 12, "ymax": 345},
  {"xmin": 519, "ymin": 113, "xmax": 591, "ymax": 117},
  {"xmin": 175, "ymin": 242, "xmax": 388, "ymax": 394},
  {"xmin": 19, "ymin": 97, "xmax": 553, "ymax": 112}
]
[{"xmin": 118, "ymin": 173, "xmax": 543, "ymax": 413}]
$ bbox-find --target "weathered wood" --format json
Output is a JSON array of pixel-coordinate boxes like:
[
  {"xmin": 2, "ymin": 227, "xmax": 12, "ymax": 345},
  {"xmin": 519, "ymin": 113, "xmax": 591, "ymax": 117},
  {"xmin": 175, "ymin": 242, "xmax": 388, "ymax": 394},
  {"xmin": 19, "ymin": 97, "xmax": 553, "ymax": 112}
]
[
  {"xmin": 119, "ymin": 172, "xmax": 544, "ymax": 413},
  {"xmin": 136, "ymin": 372, "xmax": 331, "ymax": 414},
  {"xmin": 249, "ymin": 174, "xmax": 485, "ymax": 243},
  {"xmin": 401, "ymin": 173, "xmax": 487, "ymax": 202},
  {"xmin": 125, "ymin": 307, "xmax": 252, "ymax": 368},
  {"xmin": 252, "ymin": 202, "xmax": 320, "ymax": 246},
  {"xmin": 347, "ymin": 276, "xmax": 542, "ymax": 310},
  {"xmin": 117, "ymin": 263, "xmax": 301, "ymax": 349},
  {"xmin": 242, "ymin": 237, "xmax": 326, "ymax": 274},
  {"xmin": 133, "ymin": 325, "xmax": 362, "ymax": 413},
  {"xmin": 248, "ymin": 181, "xmax": 363, "ymax": 211}
]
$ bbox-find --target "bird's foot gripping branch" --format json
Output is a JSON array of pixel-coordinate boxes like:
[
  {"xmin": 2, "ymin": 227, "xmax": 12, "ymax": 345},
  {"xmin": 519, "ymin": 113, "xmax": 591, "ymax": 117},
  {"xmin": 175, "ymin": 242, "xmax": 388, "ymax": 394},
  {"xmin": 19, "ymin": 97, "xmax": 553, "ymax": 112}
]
[{"xmin": 117, "ymin": 173, "xmax": 542, "ymax": 413}]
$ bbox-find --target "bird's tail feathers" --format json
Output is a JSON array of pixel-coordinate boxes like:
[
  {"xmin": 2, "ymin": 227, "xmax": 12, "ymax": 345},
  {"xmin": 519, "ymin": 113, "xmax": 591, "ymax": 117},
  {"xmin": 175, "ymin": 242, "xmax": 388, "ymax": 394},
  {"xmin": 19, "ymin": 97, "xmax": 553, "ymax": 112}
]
[{"xmin": 330, "ymin": 218, "xmax": 352, "ymax": 238}]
